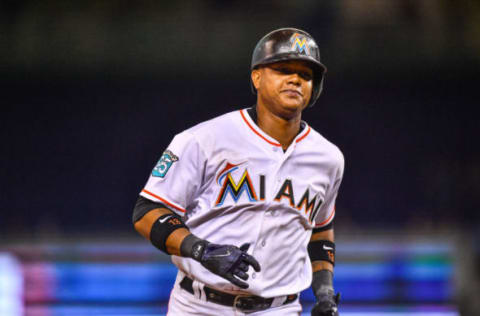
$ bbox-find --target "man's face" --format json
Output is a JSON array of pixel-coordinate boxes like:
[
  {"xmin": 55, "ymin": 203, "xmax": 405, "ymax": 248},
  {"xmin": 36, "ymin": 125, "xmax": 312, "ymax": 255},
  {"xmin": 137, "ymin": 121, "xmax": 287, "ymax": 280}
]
[{"xmin": 252, "ymin": 60, "xmax": 313, "ymax": 119}]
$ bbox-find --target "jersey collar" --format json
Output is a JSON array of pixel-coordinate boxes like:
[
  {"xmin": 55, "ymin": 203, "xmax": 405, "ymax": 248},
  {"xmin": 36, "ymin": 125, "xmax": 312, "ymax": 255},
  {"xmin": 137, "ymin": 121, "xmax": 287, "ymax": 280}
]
[
  {"xmin": 294, "ymin": 122, "xmax": 311, "ymax": 144},
  {"xmin": 239, "ymin": 108, "xmax": 311, "ymax": 147}
]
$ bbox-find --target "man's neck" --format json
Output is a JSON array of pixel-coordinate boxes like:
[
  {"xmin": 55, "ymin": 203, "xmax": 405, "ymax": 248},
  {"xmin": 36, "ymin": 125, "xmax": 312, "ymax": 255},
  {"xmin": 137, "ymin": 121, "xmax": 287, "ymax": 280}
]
[{"xmin": 251, "ymin": 104, "xmax": 303, "ymax": 151}]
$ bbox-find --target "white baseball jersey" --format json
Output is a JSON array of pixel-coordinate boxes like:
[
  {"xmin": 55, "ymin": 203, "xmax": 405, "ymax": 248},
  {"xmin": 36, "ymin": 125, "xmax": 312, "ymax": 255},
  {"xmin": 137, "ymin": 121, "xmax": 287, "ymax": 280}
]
[{"xmin": 140, "ymin": 108, "xmax": 344, "ymax": 298}]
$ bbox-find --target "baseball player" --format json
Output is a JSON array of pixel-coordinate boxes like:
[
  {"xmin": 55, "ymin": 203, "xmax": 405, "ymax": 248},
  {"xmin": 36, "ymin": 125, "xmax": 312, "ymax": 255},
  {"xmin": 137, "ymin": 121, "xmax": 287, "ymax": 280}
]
[{"xmin": 133, "ymin": 28, "xmax": 344, "ymax": 316}]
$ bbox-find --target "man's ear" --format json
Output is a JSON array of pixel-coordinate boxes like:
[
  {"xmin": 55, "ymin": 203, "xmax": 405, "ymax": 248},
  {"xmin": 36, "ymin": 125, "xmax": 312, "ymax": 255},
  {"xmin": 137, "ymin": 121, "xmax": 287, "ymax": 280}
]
[{"xmin": 251, "ymin": 69, "xmax": 261, "ymax": 90}]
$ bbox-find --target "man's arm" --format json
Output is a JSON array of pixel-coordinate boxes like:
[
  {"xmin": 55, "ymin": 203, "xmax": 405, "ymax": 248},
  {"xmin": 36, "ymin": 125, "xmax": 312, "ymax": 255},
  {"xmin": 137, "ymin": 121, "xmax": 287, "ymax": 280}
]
[
  {"xmin": 134, "ymin": 207, "xmax": 190, "ymax": 256},
  {"xmin": 310, "ymin": 228, "xmax": 335, "ymax": 272},
  {"xmin": 309, "ymin": 227, "xmax": 340, "ymax": 316},
  {"xmin": 132, "ymin": 196, "xmax": 260, "ymax": 289}
]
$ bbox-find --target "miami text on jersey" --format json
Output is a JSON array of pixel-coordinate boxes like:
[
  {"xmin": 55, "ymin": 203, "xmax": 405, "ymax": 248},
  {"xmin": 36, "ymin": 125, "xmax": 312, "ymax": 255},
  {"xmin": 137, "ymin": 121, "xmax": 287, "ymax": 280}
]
[{"xmin": 215, "ymin": 165, "xmax": 323, "ymax": 223}]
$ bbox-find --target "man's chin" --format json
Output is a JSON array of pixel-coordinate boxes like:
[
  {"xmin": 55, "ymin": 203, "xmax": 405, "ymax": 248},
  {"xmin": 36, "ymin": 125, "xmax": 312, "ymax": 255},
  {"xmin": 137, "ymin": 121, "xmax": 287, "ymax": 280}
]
[
  {"xmin": 277, "ymin": 103, "xmax": 306, "ymax": 120},
  {"xmin": 280, "ymin": 100, "xmax": 306, "ymax": 112}
]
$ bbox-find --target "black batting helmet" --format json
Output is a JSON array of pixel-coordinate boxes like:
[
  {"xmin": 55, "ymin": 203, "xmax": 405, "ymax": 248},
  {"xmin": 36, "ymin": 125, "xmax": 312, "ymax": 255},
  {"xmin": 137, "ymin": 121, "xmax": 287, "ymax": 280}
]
[{"xmin": 251, "ymin": 28, "xmax": 327, "ymax": 107}]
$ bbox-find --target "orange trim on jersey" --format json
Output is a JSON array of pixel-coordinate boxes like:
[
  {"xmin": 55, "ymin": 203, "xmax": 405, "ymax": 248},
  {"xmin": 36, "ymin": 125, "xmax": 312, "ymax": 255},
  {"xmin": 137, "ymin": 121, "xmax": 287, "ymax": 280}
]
[
  {"xmin": 240, "ymin": 110, "xmax": 281, "ymax": 147},
  {"xmin": 295, "ymin": 125, "xmax": 311, "ymax": 143},
  {"xmin": 141, "ymin": 189, "xmax": 186, "ymax": 213},
  {"xmin": 315, "ymin": 206, "xmax": 335, "ymax": 227}
]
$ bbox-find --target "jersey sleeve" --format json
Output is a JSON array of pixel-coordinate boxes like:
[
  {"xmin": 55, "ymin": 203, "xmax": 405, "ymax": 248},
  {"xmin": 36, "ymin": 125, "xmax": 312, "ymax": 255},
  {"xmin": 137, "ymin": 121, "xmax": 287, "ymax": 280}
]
[
  {"xmin": 140, "ymin": 131, "xmax": 206, "ymax": 216},
  {"xmin": 313, "ymin": 153, "xmax": 345, "ymax": 229}
]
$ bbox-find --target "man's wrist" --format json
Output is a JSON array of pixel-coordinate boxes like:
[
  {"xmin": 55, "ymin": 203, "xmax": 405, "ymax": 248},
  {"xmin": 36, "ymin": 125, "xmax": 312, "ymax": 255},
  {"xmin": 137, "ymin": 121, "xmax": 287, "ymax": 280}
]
[
  {"xmin": 180, "ymin": 233, "xmax": 207, "ymax": 260},
  {"xmin": 312, "ymin": 269, "xmax": 334, "ymax": 299}
]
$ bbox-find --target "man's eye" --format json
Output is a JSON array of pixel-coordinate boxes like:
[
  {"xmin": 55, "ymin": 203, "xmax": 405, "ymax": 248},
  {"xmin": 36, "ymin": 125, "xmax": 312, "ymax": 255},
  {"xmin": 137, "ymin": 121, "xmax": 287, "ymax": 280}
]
[
  {"xmin": 275, "ymin": 68, "xmax": 291, "ymax": 74},
  {"xmin": 273, "ymin": 67, "xmax": 312, "ymax": 80},
  {"xmin": 301, "ymin": 72, "xmax": 313, "ymax": 81}
]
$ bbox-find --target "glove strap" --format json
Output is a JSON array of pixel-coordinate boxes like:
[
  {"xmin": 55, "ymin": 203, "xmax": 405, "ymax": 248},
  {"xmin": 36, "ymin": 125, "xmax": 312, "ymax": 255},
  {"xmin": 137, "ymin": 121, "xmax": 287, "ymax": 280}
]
[
  {"xmin": 311, "ymin": 270, "xmax": 334, "ymax": 299},
  {"xmin": 180, "ymin": 233, "xmax": 208, "ymax": 260}
]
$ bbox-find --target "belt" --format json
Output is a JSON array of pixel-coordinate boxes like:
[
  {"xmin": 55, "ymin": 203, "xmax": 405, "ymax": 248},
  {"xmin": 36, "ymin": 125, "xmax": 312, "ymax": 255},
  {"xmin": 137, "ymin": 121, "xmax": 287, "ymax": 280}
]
[{"xmin": 179, "ymin": 276, "xmax": 298, "ymax": 313}]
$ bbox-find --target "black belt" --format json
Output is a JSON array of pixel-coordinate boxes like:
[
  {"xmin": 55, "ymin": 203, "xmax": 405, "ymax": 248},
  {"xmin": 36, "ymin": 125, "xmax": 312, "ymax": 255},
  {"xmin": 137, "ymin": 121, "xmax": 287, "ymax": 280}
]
[{"xmin": 180, "ymin": 276, "xmax": 298, "ymax": 313}]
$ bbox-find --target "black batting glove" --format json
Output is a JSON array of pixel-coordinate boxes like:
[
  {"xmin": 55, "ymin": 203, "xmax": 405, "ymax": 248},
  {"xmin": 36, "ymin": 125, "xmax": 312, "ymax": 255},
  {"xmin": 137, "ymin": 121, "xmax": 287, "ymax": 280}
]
[
  {"xmin": 181, "ymin": 234, "xmax": 261, "ymax": 289},
  {"xmin": 311, "ymin": 290, "xmax": 340, "ymax": 316},
  {"xmin": 311, "ymin": 270, "xmax": 340, "ymax": 316}
]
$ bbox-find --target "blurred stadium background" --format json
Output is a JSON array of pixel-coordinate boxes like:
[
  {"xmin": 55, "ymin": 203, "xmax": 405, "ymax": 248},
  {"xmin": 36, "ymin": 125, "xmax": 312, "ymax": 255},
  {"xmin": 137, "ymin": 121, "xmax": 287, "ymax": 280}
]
[{"xmin": 1, "ymin": 1, "xmax": 479, "ymax": 315}]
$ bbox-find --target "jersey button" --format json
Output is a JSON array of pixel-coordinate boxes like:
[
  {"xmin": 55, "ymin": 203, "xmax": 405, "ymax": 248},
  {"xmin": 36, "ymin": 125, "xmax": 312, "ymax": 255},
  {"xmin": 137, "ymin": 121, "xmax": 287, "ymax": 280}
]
[
  {"xmin": 252, "ymin": 273, "xmax": 256, "ymax": 279},
  {"xmin": 261, "ymin": 241, "xmax": 266, "ymax": 247}
]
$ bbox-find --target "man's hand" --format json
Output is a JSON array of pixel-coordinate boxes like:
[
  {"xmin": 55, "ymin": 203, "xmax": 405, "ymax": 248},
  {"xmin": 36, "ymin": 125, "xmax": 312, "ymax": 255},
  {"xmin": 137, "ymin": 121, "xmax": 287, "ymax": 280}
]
[
  {"xmin": 183, "ymin": 235, "xmax": 261, "ymax": 289},
  {"xmin": 311, "ymin": 289, "xmax": 340, "ymax": 316}
]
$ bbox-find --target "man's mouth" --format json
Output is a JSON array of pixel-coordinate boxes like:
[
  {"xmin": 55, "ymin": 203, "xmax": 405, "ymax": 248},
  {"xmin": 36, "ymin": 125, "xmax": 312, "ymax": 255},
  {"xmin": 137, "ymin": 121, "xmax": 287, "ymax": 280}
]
[{"xmin": 281, "ymin": 89, "xmax": 302, "ymax": 97}]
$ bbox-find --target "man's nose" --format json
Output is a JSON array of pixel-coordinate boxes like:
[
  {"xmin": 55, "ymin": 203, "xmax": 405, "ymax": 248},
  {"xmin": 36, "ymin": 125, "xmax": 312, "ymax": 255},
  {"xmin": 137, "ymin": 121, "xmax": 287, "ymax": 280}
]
[{"xmin": 287, "ymin": 73, "xmax": 301, "ymax": 85}]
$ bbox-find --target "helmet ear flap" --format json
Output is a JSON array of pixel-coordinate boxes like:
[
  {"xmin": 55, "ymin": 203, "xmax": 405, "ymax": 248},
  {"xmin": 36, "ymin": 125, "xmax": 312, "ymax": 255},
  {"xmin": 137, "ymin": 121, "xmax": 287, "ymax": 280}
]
[
  {"xmin": 251, "ymin": 28, "xmax": 327, "ymax": 107},
  {"xmin": 310, "ymin": 66, "xmax": 326, "ymax": 107}
]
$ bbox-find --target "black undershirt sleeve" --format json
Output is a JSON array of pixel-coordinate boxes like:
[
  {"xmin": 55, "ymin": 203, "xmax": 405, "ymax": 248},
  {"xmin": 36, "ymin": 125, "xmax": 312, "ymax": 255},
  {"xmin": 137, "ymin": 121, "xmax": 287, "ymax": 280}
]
[
  {"xmin": 312, "ymin": 222, "xmax": 334, "ymax": 234},
  {"xmin": 132, "ymin": 195, "xmax": 171, "ymax": 224}
]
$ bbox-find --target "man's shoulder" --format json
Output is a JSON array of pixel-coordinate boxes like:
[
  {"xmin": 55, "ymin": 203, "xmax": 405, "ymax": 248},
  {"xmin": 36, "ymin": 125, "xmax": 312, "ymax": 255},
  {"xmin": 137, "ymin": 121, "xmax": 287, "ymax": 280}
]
[
  {"xmin": 186, "ymin": 109, "xmax": 240, "ymax": 134},
  {"xmin": 305, "ymin": 125, "xmax": 344, "ymax": 166},
  {"xmin": 172, "ymin": 108, "xmax": 242, "ymax": 147}
]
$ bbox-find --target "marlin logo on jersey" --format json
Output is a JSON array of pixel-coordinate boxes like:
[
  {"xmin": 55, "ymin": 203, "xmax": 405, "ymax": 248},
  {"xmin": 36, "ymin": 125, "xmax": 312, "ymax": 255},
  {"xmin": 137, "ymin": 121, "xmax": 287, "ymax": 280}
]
[
  {"xmin": 291, "ymin": 33, "xmax": 309, "ymax": 54},
  {"xmin": 152, "ymin": 150, "xmax": 178, "ymax": 178},
  {"xmin": 215, "ymin": 162, "xmax": 258, "ymax": 206}
]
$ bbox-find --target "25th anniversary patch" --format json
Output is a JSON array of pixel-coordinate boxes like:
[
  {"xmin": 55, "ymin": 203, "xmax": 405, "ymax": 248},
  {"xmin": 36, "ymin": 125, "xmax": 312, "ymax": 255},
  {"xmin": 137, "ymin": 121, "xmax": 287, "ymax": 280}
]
[{"xmin": 152, "ymin": 150, "xmax": 179, "ymax": 178}]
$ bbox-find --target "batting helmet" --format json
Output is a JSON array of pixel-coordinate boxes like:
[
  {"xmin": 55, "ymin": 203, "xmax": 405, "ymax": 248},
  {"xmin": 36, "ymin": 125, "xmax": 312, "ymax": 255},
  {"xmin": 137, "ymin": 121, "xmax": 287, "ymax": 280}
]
[{"xmin": 251, "ymin": 28, "xmax": 327, "ymax": 107}]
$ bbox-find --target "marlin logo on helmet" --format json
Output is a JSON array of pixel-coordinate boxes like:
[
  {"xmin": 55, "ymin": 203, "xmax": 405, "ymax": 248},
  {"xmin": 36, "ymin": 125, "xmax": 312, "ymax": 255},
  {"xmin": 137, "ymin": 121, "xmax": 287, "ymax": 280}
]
[{"xmin": 291, "ymin": 33, "xmax": 309, "ymax": 54}]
